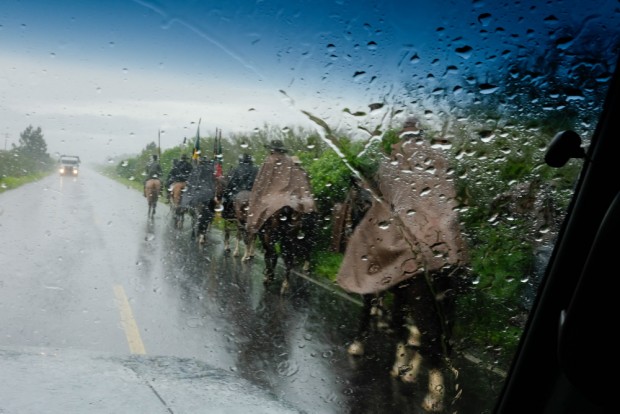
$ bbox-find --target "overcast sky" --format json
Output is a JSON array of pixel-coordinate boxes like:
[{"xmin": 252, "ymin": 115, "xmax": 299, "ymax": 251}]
[{"xmin": 1, "ymin": 0, "xmax": 618, "ymax": 163}]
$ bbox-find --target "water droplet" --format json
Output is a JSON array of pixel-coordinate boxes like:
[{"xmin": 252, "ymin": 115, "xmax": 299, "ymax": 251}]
[
  {"xmin": 480, "ymin": 83, "xmax": 499, "ymax": 94},
  {"xmin": 276, "ymin": 360, "xmax": 299, "ymax": 377},
  {"xmin": 455, "ymin": 45, "xmax": 473, "ymax": 59},
  {"xmin": 353, "ymin": 71, "xmax": 366, "ymax": 80}
]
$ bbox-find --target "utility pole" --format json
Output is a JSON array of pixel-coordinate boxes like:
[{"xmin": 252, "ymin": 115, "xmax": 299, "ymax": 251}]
[{"xmin": 4, "ymin": 133, "xmax": 8, "ymax": 151}]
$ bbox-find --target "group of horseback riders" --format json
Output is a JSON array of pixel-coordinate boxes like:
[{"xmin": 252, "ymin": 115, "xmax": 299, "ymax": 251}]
[{"xmin": 141, "ymin": 144, "xmax": 266, "ymax": 224}]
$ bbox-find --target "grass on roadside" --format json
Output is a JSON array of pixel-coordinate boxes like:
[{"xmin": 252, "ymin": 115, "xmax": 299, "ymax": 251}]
[{"xmin": 0, "ymin": 172, "xmax": 53, "ymax": 193}]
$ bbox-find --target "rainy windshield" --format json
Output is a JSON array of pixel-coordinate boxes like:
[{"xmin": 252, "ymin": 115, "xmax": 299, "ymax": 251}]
[{"xmin": 1, "ymin": 1, "xmax": 619, "ymax": 413}]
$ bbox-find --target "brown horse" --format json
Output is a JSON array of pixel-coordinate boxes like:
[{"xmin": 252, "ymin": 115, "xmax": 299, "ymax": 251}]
[
  {"xmin": 217, "ymin": 157, "xmax": 259, "ymax": 258},
  {"xmin": 145, "ymin": 178, "xmax": 161, "ymax": 221},
  {"xmin": 329, "ymin": 180, "xmax": 390, "ymax": 352},
  {"xmin": 169, "ymin": 181, "xmax": 187, "ymax": 230},
  {"xmin": 337, "ymin": 126, "xmax": 471, "ymax": 412},
  {"xmin": 246, "ymin": 206, "xmax": 318, "ymax": 294},
  {"xmin": 222, "ymin": 190, "xmax": 253, "ymax": 258}
]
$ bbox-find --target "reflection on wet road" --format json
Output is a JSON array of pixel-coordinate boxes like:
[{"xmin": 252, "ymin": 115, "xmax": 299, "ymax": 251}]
[{"xmin": 150, "ymin": 218, "xmax": 498, "ymax": 413}]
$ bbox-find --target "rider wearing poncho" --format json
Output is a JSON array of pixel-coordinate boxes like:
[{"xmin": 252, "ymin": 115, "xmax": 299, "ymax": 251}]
[
  {"xmin": 337, "ymin": 118, "xmax": 469, "ymax": 295},
  {"xmin": 246, "ymin": 140, "xmax": 316, "ymax": 235}
]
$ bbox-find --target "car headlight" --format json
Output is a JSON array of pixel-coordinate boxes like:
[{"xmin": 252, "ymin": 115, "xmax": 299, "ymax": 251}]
[{"xmin": 59, "ymin": 167, "xmax": 65, "ymax": 173}]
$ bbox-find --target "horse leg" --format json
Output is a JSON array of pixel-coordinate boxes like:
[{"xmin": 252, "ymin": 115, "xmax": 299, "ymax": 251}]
[
  {"xmin": 280, "ymin": 223, "xmax": 300, "ymax": 294},
  {"xmin": 242, "ymin": 232, "xmax": 256, "ymax": 261},
  {"xmin": 175, "ymin": 208, "xmax": 181, "ymax": 229},
  {"xmin": 394, "ymin": 276, "xmax": 449, "ymax": 412},
  {"xmin": 232, "ymin": 221, "xmax": 242, "ymax": 257},
  {"xmin": 389, "ymin": 283, "xmax": 422, "ymax": 383},
  {"xmin": 259, "ymin": 229, "xmax": 277, "ymax": 283},
  {"xmin": 347, "ymin": 294, "xmax": 376, "ymax": 356},
  {"xmin": 197, "ymin": 210, "xmax": 207, "ymax": 246},
  {"xmin": 223, "ymin": 220, "xmax": 231, "ymax": 253},
  {"xmin": 190, "ymin": 209, "xmax": 197, "ymax": 240}
]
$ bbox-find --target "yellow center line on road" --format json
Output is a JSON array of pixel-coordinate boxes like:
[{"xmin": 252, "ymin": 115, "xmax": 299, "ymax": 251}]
[{"xmin": 113, "ymin": 284, "xmax": 146, "ymax": 355}]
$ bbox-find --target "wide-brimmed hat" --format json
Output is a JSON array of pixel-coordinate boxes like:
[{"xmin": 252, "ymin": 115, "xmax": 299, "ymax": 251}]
[{"xmin": 266, "ymin": 140, "xmax": 288, "ymax": 152}]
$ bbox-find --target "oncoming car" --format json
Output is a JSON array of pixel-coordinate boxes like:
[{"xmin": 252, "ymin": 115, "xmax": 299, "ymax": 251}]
[{"xmin": 58, "ymin": 155, "xmax": 80, "ymax": 176}]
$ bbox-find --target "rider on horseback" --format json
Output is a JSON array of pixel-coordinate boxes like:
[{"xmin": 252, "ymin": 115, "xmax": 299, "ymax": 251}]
[
  {"xmin": 165, "ymin": 153, "xmax": 193, "ymax": 201},
  {"xmin": 221, "ymin": 154, "xmax": 258, "ymax": 219},
  {"xmin": 143, "ymin": 154, "xmax": 163, "ymax": 197}
]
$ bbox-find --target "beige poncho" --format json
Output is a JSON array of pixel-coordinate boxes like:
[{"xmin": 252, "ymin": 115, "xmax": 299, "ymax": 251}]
[
  {"xmin": 246, "ymin": 151, "xmax": 316, "ymax": 234},
  {"xmin": 336, "ymin": 137, "xmax": 469, "ymax": 295}
]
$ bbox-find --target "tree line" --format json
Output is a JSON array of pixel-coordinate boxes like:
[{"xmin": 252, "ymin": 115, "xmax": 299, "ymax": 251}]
[{"xmin": 0, "ymin": 125, "xmax": 55, "ymax": 191}]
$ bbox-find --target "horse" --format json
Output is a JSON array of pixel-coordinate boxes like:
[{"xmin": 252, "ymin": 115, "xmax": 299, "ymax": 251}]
[
  {"xmin": 217, "ymin": 157, "xmax": 259, "ymax": 259},
  {"xmin": 246, "ymin": 206, "xmax": 318, "ymax": 295},
  {"xmin": 145, "ymin": 178, "xmax": 161, "ymax": 221},
  {"xmin": 181, "ymin": 157, "xmax": 219, "ymax": 247},
  {"xmin": 245, "ymin": 146, "xmax": 318, "ymax": 295},
  {"xmin": 222, "ymin": 190, "xmax": 253, "ymax": 258},
  {"xmin": 169, "ymin": 181, "xmax": 187, "ymax": 230},
  {"xmin": 188, "ymin": 198, "xmax": 218, "ymax": 246},
  {"xmin": 341, "ymin": 217, "xmax": 469, "ymax": 412},
  {"xmin": 336, "ymin": 128, "xmax": 471, "ymax": 412}
]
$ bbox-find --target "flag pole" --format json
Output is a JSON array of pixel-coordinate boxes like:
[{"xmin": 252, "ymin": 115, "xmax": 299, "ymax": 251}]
[{"xmin": 192, "ymin": 118, "xmax": 202, "ymax": 165}]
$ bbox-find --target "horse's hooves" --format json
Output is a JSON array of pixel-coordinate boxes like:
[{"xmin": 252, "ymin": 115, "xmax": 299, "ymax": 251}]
[{"xmin": 347, "ymin": 340, "xmax": 364, "ymax": 356}]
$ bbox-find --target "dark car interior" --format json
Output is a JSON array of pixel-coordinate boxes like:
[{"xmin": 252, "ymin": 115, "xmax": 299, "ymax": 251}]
[{"xmin": 494, "ymin": 55, "xmax": 619, "ymax": 413}]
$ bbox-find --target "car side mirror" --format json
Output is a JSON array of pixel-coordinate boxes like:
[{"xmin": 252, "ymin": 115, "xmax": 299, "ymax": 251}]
[{"xmin": 544, "ymin": 130, "xmax": 586, "ymax": 168}]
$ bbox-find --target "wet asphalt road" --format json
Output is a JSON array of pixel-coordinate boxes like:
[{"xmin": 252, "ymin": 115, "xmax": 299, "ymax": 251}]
[{"xmin": 0, "ymin": 167, "xmax": 502, "ymax": 413}]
